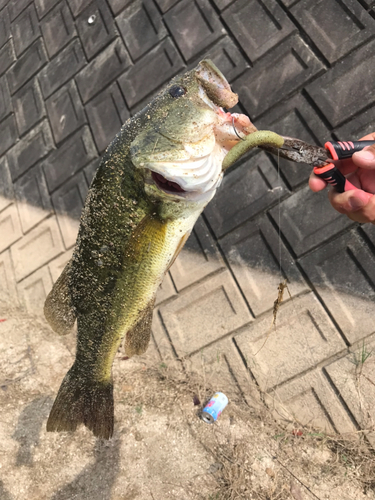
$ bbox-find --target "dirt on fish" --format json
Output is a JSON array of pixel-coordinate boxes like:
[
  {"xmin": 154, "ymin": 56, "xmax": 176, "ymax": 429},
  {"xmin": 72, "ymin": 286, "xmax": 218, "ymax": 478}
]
[{"xmin": 0, "ymin": 303, "xmax": 374, "ymax": 500}]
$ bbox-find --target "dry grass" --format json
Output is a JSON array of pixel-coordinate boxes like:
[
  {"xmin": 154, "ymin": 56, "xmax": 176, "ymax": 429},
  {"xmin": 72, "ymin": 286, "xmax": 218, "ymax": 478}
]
[
  {"xmin": 114, "ymin": 357, "xmax": 375, "ymax": 500},
  {"xmin": 2, "ymin": 302, "xmax": 375, "ymax": 499}
]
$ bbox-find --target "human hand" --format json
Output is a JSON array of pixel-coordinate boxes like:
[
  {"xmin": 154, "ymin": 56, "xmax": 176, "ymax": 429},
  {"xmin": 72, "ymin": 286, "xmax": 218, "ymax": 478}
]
[{"xmin": 309, "ymin": 133, "xmax": 375, "ymax": 224}]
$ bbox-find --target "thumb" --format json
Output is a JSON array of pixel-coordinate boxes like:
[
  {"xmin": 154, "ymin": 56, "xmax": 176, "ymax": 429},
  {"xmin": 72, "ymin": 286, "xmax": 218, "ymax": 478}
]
[{"xmin": 352, "ymin": 143, "xmax": 375, "ymax": 168}]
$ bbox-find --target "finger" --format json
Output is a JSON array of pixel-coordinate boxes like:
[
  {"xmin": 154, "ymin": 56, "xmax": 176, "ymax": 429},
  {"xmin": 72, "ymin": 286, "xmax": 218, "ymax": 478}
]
[
  {"xmin": 328, "ymin": 188, "xmax": 374, "ymax": 223},
  {"xmin": 359, "ymin": 133, "xmax": 375, "ymax": 141},
  {"xmin": 309, "ymin": 171, "xmax": 327, "ymax": 192},
  {"xmin": 352, "ymin": 144, "xmax": 375, "ymax": 169},
  {"xmin": 332, "ymin": 158, "xmax": 357, "ymax": 176},
  {"xmin": 351, "ymin": 132, "xmax": 375, "ymax": 168}
]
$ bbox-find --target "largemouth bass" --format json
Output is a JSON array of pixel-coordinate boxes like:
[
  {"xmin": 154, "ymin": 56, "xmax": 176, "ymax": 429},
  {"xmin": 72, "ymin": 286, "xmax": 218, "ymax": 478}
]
[{"xmin": 44, "ymin": 60, "xmax": 282, "ymax": 439}]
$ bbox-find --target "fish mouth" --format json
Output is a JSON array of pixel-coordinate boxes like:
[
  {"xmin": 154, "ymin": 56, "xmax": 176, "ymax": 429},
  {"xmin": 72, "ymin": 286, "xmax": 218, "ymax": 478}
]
[{"xmin": 151, "ymin": 171, "xmax": 186, "ymax": 194}]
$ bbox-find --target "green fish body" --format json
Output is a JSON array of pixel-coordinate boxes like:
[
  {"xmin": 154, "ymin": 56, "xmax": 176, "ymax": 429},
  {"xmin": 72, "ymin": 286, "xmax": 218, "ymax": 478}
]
[{"xmin": 44, "ymin": 60, "xmax": 282, "ymax": 439}]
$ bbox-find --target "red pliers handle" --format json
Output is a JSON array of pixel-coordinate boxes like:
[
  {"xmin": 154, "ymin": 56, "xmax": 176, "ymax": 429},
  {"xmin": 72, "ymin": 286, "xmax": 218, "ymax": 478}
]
[{"xmin": 313, "ymin": 141, "xmax": 375, "ymax": 193}]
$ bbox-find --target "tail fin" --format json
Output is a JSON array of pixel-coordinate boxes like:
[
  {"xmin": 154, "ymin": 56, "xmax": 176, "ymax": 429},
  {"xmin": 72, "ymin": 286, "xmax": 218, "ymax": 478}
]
[{"xmin": 47, "ymin": 363, "xmax": 114, "ymax": 440}]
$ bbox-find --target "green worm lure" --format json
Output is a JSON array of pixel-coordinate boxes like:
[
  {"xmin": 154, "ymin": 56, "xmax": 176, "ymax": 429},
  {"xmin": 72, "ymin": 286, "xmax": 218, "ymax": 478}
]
[{"xmin": 222, "ymin": 130, "xmax": 285, "ymax": 171}]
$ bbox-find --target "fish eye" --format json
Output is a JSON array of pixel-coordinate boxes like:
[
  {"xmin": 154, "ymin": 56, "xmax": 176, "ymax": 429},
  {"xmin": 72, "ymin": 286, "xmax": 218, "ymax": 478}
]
[{"xmin": 169, "ymin": 85, "xmax": 186, "ymax": 98}]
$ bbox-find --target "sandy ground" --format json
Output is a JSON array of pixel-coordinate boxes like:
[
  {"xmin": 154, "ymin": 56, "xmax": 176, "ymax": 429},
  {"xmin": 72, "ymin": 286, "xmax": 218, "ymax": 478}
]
[{"xmin": 0, "ymin": 303, "xmax": 374, "ymax": 500}]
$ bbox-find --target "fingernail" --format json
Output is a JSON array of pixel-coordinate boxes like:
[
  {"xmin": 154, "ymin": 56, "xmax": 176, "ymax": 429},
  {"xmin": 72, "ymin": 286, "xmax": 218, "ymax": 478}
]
[
  {"xmin": 348, "ymin": 198, "xmax": 365, "ymax": 211},
  {"xmin": 355, "ymin": 150, "xmax": 375, "ymax": 161}
]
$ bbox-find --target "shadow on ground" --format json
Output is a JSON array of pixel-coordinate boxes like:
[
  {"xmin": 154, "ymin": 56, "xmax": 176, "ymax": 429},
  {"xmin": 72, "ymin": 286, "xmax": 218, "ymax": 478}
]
[
  {"xmin": 12, "ymin": 395, "xmax": 52, "ymax": 466},
  {"xmin": 51, "ymin": 438, "xmax": 121, "ymax": 500}
]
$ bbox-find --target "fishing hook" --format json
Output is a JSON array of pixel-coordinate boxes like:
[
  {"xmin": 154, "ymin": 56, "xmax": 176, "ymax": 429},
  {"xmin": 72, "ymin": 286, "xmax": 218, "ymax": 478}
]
[{"xmin": 232, "ymin": 116, "xmax": 245, "ymax": 141}]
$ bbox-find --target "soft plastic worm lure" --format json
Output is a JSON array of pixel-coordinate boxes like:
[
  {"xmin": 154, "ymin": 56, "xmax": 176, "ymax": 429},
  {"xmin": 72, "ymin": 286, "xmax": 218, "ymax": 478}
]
[{"xmin": 222, "ymin": 130, "xmax": 285, "ymax": 171}]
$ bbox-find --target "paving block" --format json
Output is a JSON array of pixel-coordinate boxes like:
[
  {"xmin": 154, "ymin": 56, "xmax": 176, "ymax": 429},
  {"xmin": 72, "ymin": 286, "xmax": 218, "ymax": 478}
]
[
  {"xmin": 76, "ymin": 0, "xmax": 116, "ymax": 60},
  {"xmin": 291, "ymin": 0, "xmax": 375, "ymax": 64},
  {"xmin": 204, "ymin": 151, "xmax": 287, "ymax": 238},
  {"xmin": 34, "ymin": 0, "xmax": 61, "ymax": 19},
  {"xmin": 155, "ymin": 272, "xmax": 176, "ymax": 306},
  {"xmin": 67, "ymin": 0, "xmax": 93, "ymax": 17},
  {"xmin": 212, "ymin": 0, "xmax": 232, "ymax": 10},
  {"xmin": 0, "ymin": 75, "xmax": 12, "ymax": 122},
  {"xmin": 0, "ymin": 204, "xmax": 22, "ymax": 253},
  {"xmin": 11, "ymin": 216, "xmax": 64, "ymax": 281},
  {"xmin": 85, "ymin": 82, "xmax": 129, "ymax": 153},
  {"xmin": 0, "ymin": 6, "xmax": 11, "ymax": 49},
  {"xmin": 158, "ymin": 270, "xmax": 252, "ymax": 357},
  {"xmin": 223, "ymin": 0, "xmax": 295, "ymax": 63},
  {"xmin": 0, "ymin": 114, "xmax": 17, "ymax": 156},
  {"xmin": 40, "ymin": 0, "xmax": 76, "ymax": 58},
  {"xmin": 164, "ymin": 0, "xmax": 223, "ymax": 62},
  {"xmin": 116, "ymin": 0, "xmax": 167, "ymax": 61},
  {"xmin": 265, "ymin": 369, "xmax": 357, "ymax": 435},
  {"xmin": 169, "ymin": 216, "xmax": 224, "ymax": 292},
  {"xmin": 154, "ymin": 0, "xmax": 179, "ymax": 13},
  {"xmin": 220, "ymin": 215, "xmax": 308, "ymax": 317},
  {"xmin": 7, "ymin": 120, "xmax": 54, "ymax": 181},
  {"xmin": 269, "ymin": 185, "xmax": 353, "ymax": 256},
  {"xmin": 38, "ymin": 39, "xmax": 86, "ymax": 99},
  {"xmin": 0, "ymin": 156, "xmax": 14, "ymax": 212},
  {"xmin": 235, "ymin": 35, "xmax": 324, "ymax": 119},
  {"xmin": 0, "ymin": 249, "xmax": 19, "ymax": 305},
  {"xmin": 118, "ymin": 38, "xmax": 184, "ymax": 108},
  {"xmin": 45, "ymin": 80, "xmax": 86, "ymax": 144},
  {"xmin": 43, "ymin": 126, "xmax": 97, "ymax": 192},
  {"xmin": 186, "ymin": 337, "xmax": 258, "ymax": 403},
  {"xmin": 8, "ymin": 0, "xmax": 32, "ymax": 21},
  {"xmin": 256, "ymin": 94, "xmax": 330, "ymax": 189},
  {"xmin": 188, "ymin": 36, "xmax": 248, "ymax": 83},
  {"xmin": 12, "ymin": 78, "xmax": 45, "ymax": 136},
  {"xmin": 18, "ymin": 266, "xmax": 53, "ymax": 314},
  {"xmin": 76, "ymin": 38, "xmax": 131, "ymax": 104},
  {"xmin": 151, "ymin": 309, "xmax": 179, "ymax": 367},
  {"xmin": 84, "ymin": 157, "xmax": 100, "ymax": 185},
  {"xmin": 48, "ymin": 248, "xmax": 73, "ymax": 282},
  {"xmin": 51, "ymin": 172, "xmax": 88, "ymax": 248},
  {"xmin": 0, "ymin": 39, "xmax": 16, "ymax": 77},
  {"xmin": 334, "ymin": 104, "xmax": 375, "ymax": 141},
  {"xmin": 279, "ymin": 0, "xmax": 298, "ymax": 6},
  {"xmin": 306, "ymin": 38, "xmax": 375, "ymax": 128},
  {"xmin": 325, "ymin": 335, "xmax": 375, "ymax": 445},
  {"xmin": 235, "ymin": 292, "xmax": 346, "ymax": 392},
  {"xmin": 6, "ymin": 38, "xmax": 47, "ymax": 95},
  {"xmin": 11, "ymin": 2, "xmax": 41, "ymax": 56},
  {"xmin": 361, "ymin": 223, "xmax": 375, "ymax": 249},
  {"xmin": 107, "ymin": 0, "xmax": 134, "ymax": 15},
  {"xmin": 14, "ymin": 164, "xmax": 53, "ymax": 233},
  {"xmin": 299, "ymin": 230, "xmax": 375, "ymax": 345}
]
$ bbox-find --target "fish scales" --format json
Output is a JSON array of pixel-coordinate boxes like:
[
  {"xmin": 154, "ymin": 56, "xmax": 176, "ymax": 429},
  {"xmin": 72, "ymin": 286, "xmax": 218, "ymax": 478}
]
[{"xmin": 44, "ymin": 60, "xmax": 283, "ymax": 439}]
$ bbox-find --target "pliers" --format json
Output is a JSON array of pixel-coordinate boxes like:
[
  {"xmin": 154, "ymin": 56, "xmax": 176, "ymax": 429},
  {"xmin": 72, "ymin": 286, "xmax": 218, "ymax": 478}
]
[{"xmin": 261, "ymin": 138, "xmax": 375, "ymax": 193}]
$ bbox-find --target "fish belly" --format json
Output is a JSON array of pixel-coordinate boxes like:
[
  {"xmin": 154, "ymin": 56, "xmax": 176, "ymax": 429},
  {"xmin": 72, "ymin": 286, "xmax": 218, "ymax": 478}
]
[{"xmin": 93, "ymin": 209, "xmax": 201, "ymax": 379}]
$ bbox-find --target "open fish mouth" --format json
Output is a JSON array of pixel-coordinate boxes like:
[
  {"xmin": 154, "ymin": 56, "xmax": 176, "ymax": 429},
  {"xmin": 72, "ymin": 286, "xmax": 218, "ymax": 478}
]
[
  {"xmin": 145, "ymin": 110, "xmax": 256, "ymax": 202},
  {"xmin": 151, "ymin": 171, "xmax": 186, "ymax": 194}
]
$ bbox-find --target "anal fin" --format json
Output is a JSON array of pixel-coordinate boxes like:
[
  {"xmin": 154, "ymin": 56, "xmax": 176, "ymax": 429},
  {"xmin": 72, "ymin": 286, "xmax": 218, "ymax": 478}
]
[
  {"xmin": 44, "ymin": 261, "xmax": 76, "ymax": 335},
  {"xmin": 125, "ymin": 298, "xmax": 155, "ymax": 357}
]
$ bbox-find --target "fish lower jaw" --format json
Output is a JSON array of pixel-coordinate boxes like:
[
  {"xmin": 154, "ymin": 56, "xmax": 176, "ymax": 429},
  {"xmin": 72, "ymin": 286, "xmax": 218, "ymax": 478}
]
[
  {"xmin": 151, "ymin": 171, "xmax": 186, "ymax": 194},
  {"xmin": 145, "ymin": 170, "xmax": 216, "ymax": 204}
]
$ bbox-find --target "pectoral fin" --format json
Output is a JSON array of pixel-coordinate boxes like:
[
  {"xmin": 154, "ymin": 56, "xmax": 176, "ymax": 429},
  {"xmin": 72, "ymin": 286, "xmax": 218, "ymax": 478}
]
[
  {"xmin": 166, "ymin": 230, "xmax": 191, "ymax": 272},
  {"xmin": 44, "ymin": 261, "xmax": 76, "ymax": 335},
  {"xmin": 124, "ymin": 298, "xmax": 155, "ymax": 357}
]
